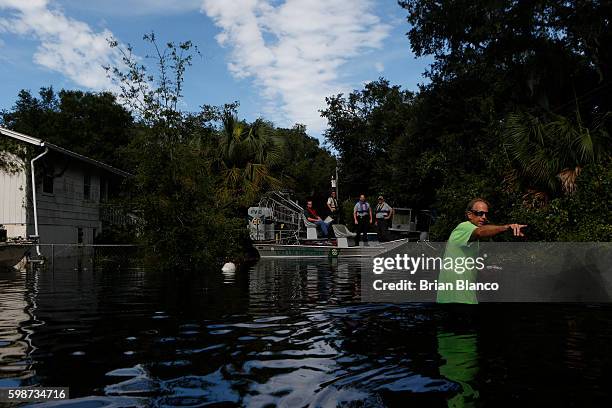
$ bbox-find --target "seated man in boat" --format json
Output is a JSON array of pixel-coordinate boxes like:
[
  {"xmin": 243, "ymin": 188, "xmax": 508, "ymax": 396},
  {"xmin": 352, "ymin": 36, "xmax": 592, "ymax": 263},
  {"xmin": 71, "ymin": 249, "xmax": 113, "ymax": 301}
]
[{"xmin": 304, "ymin": 200, "xmax": 331, "ymax": 238}]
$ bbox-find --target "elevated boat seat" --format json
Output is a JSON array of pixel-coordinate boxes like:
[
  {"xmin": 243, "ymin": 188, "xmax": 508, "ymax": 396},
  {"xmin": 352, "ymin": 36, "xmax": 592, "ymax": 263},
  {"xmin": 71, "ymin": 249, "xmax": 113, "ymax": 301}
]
[
  {"xmin": 302, "ymin": 215, "xmax": 319, "ymax": 239},
  {"xmin": 332, "ymin": 224, "xmax": 356, "ymax": 248},
  {"xmin": 332, "ymin": 224, "xmax": 356, "ymax": 238}
]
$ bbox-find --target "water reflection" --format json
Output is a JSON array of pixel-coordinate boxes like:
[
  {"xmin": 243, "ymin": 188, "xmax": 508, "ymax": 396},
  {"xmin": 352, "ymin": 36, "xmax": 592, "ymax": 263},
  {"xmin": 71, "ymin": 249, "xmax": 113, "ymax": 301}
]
[
  {"xmin": 0, "ymin": 257, "xmax": 611, "ymax": 406},
  {"xmin": 0, "ymin": 269, "xmax": 36, "ymax": 387},
  {"xmin": 248, "ymin": 259, "xmax": 361, "ymax": 313}
]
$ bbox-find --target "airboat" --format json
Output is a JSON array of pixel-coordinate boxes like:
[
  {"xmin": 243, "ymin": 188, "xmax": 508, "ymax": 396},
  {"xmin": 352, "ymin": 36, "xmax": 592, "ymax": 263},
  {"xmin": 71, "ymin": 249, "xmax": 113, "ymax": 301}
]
[{"xmin": 247, "ymin": 191, "xmax": 414, "ymax": 259}]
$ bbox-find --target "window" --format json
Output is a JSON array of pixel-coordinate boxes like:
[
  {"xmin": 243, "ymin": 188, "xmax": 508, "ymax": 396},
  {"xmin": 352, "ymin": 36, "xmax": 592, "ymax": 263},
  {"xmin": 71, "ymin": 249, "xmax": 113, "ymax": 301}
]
[
  {"xmin": 100, "ymin": 177, "xmax": 108, "ymax": 202},
  {"xmin": 77, "ymin": 227, "xmax": 83, "ymax": 244},
  {"xmin": 42, "ymin": 173, "xmax": 54, "ymax": 194},
  {"xmin": 83, "ymin": 174, "xmax": 91, "ymax": 200}
]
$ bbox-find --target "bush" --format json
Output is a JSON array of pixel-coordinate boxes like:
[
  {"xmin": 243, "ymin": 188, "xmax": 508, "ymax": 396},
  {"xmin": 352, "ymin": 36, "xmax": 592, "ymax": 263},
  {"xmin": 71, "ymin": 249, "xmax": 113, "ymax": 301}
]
[
  {"xmin": 430, "ymin": 172, "xmax": 505, "ymax": 240},
  {"xmin": 509, "ymin": 159, "xmax": 612, "ymax": 241}
]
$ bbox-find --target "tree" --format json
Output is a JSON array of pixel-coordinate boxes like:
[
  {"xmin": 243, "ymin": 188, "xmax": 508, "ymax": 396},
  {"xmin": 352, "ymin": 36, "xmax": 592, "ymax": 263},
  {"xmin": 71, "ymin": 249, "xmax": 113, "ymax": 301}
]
[
  {"xmin": 321, "ymin": 78, "xmax": 414, "ymax": 199},
  {"xmin": 105, "ymin": 33, "xmax": 249, "ymax": 268},
  {"xmin": 211, "ymin": 110, "xmax": 282, "ymax": 207},
  {"xmin": 398, "ymin": 0, "xmax": 611, "ymax": 117},
  {"xmin": 503, "ymin": 109, "xmax": 611, "ymax": 199},
  {"xmin": 274, "ymin": 124, "xmax": 337, "ymax": 204},
  {"xmin": 1, "ymin": 88, "xmax": 134, "ymax": 169}
]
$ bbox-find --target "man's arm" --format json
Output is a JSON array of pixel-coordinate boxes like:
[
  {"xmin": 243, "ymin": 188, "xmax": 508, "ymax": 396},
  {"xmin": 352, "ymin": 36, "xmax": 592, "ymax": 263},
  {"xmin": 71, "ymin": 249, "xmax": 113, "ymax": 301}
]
[
  {"xmin": 369, "ymin": 207, "xmax": 373, "ymax": 224},
  {"xmin": 385, "ymin": 207, "xmax": 393, "ymax": 220},
  {"xmin": 471, "ymin": 223, "xmax": 527, "ymax": 240},
  {"xmin": 305, "ymin": 210, "xmax": 319, "ymax": 223}
]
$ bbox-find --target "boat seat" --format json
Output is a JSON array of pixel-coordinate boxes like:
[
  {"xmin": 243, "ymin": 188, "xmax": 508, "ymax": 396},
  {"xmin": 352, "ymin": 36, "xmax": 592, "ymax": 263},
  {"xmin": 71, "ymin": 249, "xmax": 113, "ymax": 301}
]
[
  {"xmin": 302, "ymin": 215, "xmax": 318, "ymax": 240},
  {"xmin": 332, "ymin": 224, "xmax": 356, "ymax": 238},
  {"xmin": 332, "ymin": 224, "xmax": 356, "ymax": 248}
]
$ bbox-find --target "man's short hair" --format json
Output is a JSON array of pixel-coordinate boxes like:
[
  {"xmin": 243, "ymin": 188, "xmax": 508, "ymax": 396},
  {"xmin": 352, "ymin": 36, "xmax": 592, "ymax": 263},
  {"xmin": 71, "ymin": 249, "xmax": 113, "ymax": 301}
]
[{"xmin": 465, "ymin": 198, "xmax": 490, "ymax": 212}]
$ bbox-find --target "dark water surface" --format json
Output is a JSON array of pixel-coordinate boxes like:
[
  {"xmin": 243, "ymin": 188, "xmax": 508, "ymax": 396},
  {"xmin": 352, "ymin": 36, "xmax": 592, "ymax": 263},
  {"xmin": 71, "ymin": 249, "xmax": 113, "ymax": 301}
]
[{"xmin": 1, "ymin": 258, "xmax": 612, "ymax": 407}]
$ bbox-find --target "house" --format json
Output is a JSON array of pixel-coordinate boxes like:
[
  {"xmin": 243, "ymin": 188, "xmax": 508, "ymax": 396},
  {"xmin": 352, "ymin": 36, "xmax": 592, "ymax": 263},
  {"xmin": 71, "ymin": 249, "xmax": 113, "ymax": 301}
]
[{"xmin": 0, "ymin": 127, "xmax": 131, "ymax": 251}]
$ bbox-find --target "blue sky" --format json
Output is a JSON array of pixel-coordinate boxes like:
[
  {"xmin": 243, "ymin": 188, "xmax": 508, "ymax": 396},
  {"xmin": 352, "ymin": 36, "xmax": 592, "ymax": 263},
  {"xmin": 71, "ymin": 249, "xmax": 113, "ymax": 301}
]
[{"xmin": 0, "ymin": 0, "xmax": 431, "ymax": 140}]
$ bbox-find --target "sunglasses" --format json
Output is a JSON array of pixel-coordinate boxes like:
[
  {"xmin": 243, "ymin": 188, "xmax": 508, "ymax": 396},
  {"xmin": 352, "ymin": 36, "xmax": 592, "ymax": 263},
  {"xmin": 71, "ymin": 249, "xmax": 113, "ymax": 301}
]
[{"xmin": 470, "ymin": 210, "xmax": 488, "ymax": 217}]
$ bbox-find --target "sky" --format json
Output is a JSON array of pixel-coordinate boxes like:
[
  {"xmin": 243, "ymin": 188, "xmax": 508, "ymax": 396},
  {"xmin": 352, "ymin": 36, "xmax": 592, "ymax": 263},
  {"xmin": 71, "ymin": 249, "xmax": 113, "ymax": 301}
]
[{"xmin": 0, "ymin": 0, "xmax": 431, "ymax": 140}]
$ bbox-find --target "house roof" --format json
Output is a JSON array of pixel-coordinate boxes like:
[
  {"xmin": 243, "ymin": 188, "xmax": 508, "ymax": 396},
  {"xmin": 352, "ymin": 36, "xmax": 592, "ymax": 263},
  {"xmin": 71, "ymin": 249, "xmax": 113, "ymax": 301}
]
[{"xmin": 0, "ymin": 127, "xmax": 131, "ymax": 177}]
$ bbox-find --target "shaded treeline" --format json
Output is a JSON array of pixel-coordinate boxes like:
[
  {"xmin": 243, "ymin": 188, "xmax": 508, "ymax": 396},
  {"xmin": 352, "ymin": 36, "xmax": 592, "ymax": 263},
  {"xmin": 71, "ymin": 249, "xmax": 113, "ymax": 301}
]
[{"xmin": 322, "ymin": 0, "xmax": 611, "ymax": 240}]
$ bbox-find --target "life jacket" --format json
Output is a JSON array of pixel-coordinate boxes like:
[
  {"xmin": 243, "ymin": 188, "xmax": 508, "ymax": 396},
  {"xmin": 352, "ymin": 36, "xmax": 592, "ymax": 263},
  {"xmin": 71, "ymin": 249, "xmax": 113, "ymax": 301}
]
[
  {"xmin": 376, "ymin": 203, "xmax": 390, "ymax": 215},
  {"xmin": 356, "ymin": 202, "xmax": 370, "ymax": 216}
]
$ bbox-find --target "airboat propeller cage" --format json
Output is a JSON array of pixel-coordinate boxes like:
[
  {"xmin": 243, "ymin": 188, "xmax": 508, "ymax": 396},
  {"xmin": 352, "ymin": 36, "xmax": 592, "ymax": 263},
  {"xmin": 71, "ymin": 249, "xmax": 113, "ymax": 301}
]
[{"xmin": 248, "ymin": 191, "xmax": 305, "ymax": 243}]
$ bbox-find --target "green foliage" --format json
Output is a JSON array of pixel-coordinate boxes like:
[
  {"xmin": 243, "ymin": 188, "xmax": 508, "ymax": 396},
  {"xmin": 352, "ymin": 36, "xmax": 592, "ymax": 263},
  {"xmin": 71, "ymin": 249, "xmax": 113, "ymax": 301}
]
[
  {"xmin": 125, "ymin": 129, "xmax": 247, "ymax": 264},
  {"xmin": 321, "ymin": 78, "xmax": 414, "ymax": 197},
  {"xmin": 503, "ymin": 110, "xmax": 611, "ymax": 194},
  {"xmin": 0, "ymin": 137, "xmax": 30, "ymax": 173},
  {"xmin": 209, "ymin": 110, "xmax": 283, "ymax": 207},
  {"xmin": 509, "ymin": 158, "xmax": 612, "ymax": 241},
  {"xmin": 1, "ymin": 87, "xmax": 134, "ymax": 169},
  {"xmin": 340, "ymin": 199, "xmax": 358, "ymax": 227},
  {"xmin": 105, "ymin": 32, "xmax": 199, "ymax": 129},
  {"xmin": 429, "ymin": 172, "xmax": 504, "ymax": 240},
  {"xmin": 274, "ymin": 124, "xmax": 337, "ymax": 203}
]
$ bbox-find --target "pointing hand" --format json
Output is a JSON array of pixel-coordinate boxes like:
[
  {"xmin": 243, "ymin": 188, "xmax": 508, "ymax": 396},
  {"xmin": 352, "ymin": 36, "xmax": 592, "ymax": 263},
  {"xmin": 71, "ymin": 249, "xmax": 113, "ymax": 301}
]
[{"xmin": 508, "ymin": 224, "xmax": 527, "ymax": 237}]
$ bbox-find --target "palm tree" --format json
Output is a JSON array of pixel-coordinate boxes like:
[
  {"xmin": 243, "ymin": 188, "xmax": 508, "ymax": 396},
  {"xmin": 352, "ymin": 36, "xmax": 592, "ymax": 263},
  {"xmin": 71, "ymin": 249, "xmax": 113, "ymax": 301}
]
[
  {"xmin": 502, "ymin": 110, "xmax": 610, "ymax": 203},
  {"xmin": 213, "ymin": 113, "xmax": 282, "ymax": 206}
]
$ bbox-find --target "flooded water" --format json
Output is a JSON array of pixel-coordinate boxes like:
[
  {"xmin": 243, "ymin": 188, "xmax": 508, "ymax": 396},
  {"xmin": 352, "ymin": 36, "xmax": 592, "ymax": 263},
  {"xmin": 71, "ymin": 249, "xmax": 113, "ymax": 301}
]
[{"xmin": 1, "ymin": 257, "xmax": 612, "ymax": 406}]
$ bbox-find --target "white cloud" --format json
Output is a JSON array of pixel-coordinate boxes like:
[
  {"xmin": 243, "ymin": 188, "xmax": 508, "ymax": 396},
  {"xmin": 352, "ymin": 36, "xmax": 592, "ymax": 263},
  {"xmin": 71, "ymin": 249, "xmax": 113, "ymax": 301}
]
[
  {"xmin": 201, "ymin": 0, "xmax": 391, "ymax": 134},
  {"xmin": 375, "ymin": 62, "xmax": 384, "ymax": 73},
  {"xmin": 0, "ymin": 0, "xmax": 119, "ymax": 89}
]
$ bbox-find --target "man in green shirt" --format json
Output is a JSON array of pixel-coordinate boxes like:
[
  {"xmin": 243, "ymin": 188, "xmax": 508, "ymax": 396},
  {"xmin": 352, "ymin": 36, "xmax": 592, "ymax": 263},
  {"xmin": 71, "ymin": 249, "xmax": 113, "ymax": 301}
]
[{"xmin": 437, "ymin": 198, "xmax": 527, "ymax": 304}]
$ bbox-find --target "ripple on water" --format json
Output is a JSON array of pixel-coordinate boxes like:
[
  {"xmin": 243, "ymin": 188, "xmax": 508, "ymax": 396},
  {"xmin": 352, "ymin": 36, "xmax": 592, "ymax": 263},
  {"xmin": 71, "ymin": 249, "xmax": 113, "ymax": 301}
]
[
  {"xmin": 31, "ymin": 396, "xmax": 148, "ymax": 407},
  {"xmin": 159, "ymin": 370, "xmax": 240, "ymax": 406},
  {"xmin": 176, "ymin": 344, "xmax": 226, "ymax": 355},
  {"xmin": 105, "ymin": 376, "xmax": 160, "ymax": 396},
  {"xmin": 209, "ymin": 329, "xmax": 232, "ymax": 335},
  {"xmin": 106, "ymin": 365, "xmax": 147, "ymax": 378}
]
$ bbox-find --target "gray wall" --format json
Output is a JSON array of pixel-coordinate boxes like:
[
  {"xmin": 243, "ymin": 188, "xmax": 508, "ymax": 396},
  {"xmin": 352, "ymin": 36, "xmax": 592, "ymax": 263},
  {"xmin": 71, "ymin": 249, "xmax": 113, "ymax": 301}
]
[{"xmin": 33, "ymin": 157, "xmax": 103, "ymax": 245}]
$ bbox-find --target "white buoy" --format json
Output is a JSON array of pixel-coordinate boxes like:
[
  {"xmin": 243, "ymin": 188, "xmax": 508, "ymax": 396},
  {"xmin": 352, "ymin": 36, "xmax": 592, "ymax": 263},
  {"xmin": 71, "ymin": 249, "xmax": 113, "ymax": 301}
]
[{"xmin": 221, "ymin": 262, "xmax": 236, "ymax": 273}]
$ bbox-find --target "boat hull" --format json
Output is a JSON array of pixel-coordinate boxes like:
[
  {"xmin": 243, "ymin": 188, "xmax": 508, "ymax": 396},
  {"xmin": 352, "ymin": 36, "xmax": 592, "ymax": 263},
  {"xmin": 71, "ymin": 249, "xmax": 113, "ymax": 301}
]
[
  {"xmin": 253, "ymin": 239, "xmax": 408, "ymax": 258},
  {"xmin": 0, "ymin": 243, "xmax": 31, "ymax": 269}
]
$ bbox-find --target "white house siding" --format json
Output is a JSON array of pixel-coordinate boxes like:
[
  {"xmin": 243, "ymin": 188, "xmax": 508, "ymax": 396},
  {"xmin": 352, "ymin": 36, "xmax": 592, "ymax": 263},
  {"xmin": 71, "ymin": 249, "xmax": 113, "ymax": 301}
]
[
  {"xmin": 0, "ymin": 154, "xmax": 27, "ymax": 238},
  {"xmin": 35, "ymin": 161, "xmax": 102, "ymax": 245}
]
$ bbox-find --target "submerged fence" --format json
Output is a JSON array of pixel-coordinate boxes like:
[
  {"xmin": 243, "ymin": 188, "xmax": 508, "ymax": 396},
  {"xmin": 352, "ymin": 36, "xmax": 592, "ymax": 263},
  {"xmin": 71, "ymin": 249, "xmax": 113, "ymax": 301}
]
[{"xmin": 30, "ymin": 244, "xmax": 142, "ymax": 272}]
